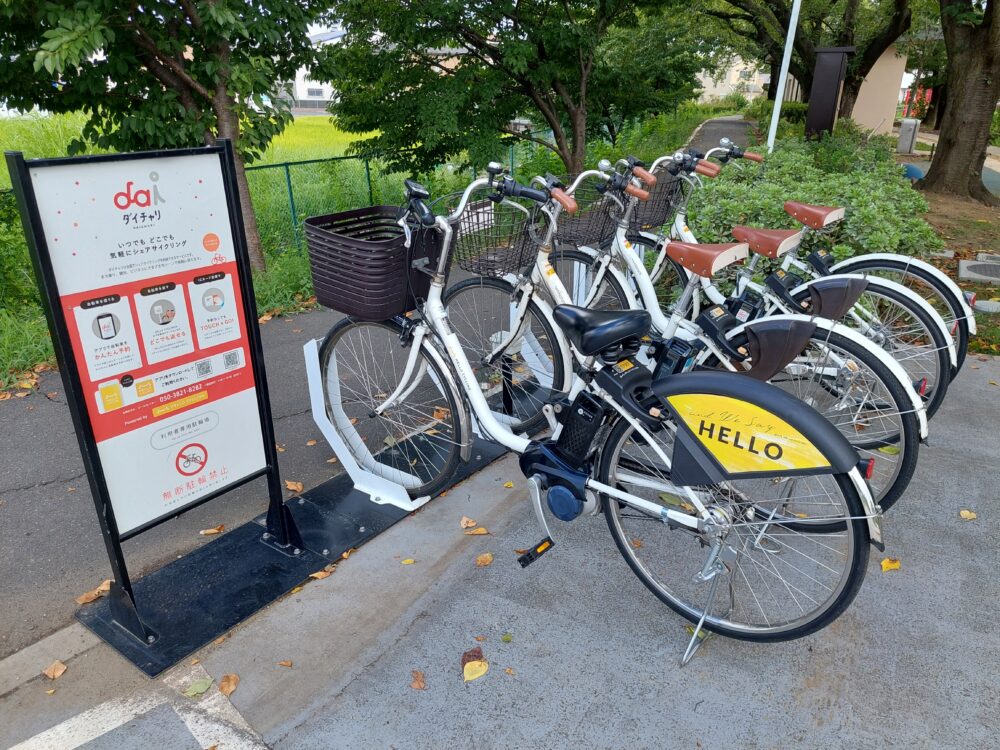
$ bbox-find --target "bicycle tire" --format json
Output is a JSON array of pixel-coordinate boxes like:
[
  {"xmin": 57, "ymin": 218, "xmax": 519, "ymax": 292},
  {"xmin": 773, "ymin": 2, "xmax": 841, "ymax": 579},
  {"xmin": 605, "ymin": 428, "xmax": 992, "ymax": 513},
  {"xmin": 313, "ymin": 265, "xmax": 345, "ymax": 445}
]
[{"xmin": 549, "ymin": 247, "xmax": 631, "ymax": 310}]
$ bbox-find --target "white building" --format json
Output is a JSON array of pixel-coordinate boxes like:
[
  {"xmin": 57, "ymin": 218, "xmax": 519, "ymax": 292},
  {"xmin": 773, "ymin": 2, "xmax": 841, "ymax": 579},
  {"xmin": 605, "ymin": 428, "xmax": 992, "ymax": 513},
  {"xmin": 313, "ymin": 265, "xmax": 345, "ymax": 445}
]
[
  {"xmin": 282, "ymin": 28, "xmax": 345, "ymax": 108},
  {"xmin": 697, "ymin": 59, "xmax": 770, "ymax": 102}
]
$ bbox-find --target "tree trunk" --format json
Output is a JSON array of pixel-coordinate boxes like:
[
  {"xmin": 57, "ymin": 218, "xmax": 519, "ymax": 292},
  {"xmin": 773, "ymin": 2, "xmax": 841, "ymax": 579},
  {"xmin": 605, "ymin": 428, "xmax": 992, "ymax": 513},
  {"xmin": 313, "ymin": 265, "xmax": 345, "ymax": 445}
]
[
  {"xmin": 213, "ymin": 89, "xmax": 268, "ymax": 271},
  {"xmin": 931, "ymin": 83, "xmax": 948, "ymax": 130},
  {"xmin": 767, "ymin": 59, "xmax": 780, "ymax": 101},
  {"xmin": 838, "ymin": 79, "xmax": 860, "ymax": 120},
  {"xmin": 917, "ymin": 5, "xmax": 1000, "ymax": 206}
]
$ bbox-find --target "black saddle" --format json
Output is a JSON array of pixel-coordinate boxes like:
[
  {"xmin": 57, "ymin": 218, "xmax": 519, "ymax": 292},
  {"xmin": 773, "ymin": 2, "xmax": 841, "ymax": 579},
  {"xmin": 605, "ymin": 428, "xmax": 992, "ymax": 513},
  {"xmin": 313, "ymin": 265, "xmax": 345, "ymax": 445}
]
[{"xmin": 552, "ymin": 305, "xmax": 651, "ymax": 357}]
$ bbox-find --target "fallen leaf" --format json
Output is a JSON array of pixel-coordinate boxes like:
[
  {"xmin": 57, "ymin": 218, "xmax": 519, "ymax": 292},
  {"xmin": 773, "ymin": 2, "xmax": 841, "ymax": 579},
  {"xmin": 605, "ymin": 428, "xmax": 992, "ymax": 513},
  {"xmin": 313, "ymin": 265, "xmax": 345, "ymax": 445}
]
[
  {"xmin": 630, "ymin": 538, "xmax": 643, "ymax": 550},
  {"xmin": 75, "ymin": 588, "xmax": 103, "ymax": 605},
  {"xmin": 290, "ymin": 586, "xmax": 303, "ymax": 594},
  {"xmin": 0, "ymin": 393, "xmax": 10, "ymax": 401},
  {"xmin": 183, "ymin": 677, "xmax": 213, "ymax": 698},
  {"xmin": 460, "ymin": 516, "xmax": 477, "ymax": 529},
  {"xmin": 218, "ymin": 673, "xmax": 239, "ymax": 697},
  {"xmin": 473, "ymin": 635, "xmax": 487, "ymax": 642},
  {"xmin": 309, "ymin": 569, "xmax": 332, "ymax": 580},
  {"xmin": 504, "ymin": 667, "xmax": 515, "ymax": 676},
  {"xmin": 292, "ymin": 328, "xmax": 303, "ymax": 333},
  {"xmin": 971, "ymin": 365, "xmax": 981, "ymax": 369},
  {"xmin": 46, "ymin": 391, "xmax": 58, "ymax": 399},
  {"xmin": 350, "ymin": 417, "xmax": 359, "ymax": 425},
  {"xmin": 401, "ymin": 558, "xmax": 416, "ymax": 565},
  {"xmin": 285, "ymin": 480, "xmax": 304, "ymax": 493},
  {"xmin": 990, "ymin": 381, "xmax": 999, "ymax": 387},
  {"xmin": 432, "ymin": 407, "xmax": 451, "ymax": 420},
  {"xmin": 881, "ymin": 557, "xmax": 901, "ymax": 572},
  {"xmin": 278, "ymin": 660, "xmax": 293, "ymax": 668},
  {"xmin": 978, "ymin": 355, "xmax": 989, "ymax": 361},
  {"xmin": 959, "ymin": 509, "xmax": 977, "ymax": 520},
  {"xmin": 475, "ymin": 552, "xmax": 494, "ymax": 567},
  {"xmin": 326, "ymin": 457, "xmax": 338, "ymax": 464},
  {"xmin": 199, "ymin": 524, "xmax": 224, "ymax": 536},
  {"xmin": 877, "ymin": 445, "xmax": 901, "ymax": 456},
  {"xmin": 426, "ymin": 428, "xmax": 439, "ymax": 435},
  {"xmin": 16, "ymin": 380, "xmax": 35, "ymax": 389},
  {"xmin": 190, "ymin": 658, "xmax": 201, "ymax": 665},
  {"xmin": 97, "ymin": 579, "xmax": 111, "ymax": 593},
  {"xmin": 410, "ymin": 670, "xmax": 427, "ymax": 690},
  {"xmin": 259, "ymin": 313, "xmax": 272, "ymax": 323},
  {"xmin": 306, "ymin": 439, "xmax": 318, "ymax": 447},
  {"xmin": 465, "ymin": 527, "xmax": 489, "ymax": 536},
  {"xmin": 276, "ymin": 443, "xmax": 286, "ymax": 453},
  {"xmin": 342, "ymin": 548, "xmax": 356, "ymax": 559},
  {"xmin": 213, "ymin": 635, "xmax": 228, "ymax": 645},
  {"xmin": 501, "ymin": 632, "xmax": 513, "ymax": 643},
  {"xmin": 46, "ymin": 689, "xmax": 56, "ymax": 695},
  {"xmin": 14, "ymin": 392, "xmax": 29, "ymax": 398},
  {"xmin": 463, "ymin": 659, "xmax": 489, "ymax": 682},
  {"xmin": 503, "ymin": 481, "xmax": 514, "ymax": 489},
  {"xmin": 514, "ymin": 548, "xmax": 529, "ymax": 555},
  {"xmin": 42, "ymin": 660, "xmax": 66, "ymax": 680}
]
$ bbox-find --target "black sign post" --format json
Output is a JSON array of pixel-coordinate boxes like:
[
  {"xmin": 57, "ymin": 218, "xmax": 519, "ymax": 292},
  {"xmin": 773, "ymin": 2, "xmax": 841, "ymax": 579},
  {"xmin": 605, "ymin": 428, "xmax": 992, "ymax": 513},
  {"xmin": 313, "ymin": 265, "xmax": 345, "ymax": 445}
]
[{"xmin": 6, "ymin": 141, "xmax": 304, "ymax": 659}]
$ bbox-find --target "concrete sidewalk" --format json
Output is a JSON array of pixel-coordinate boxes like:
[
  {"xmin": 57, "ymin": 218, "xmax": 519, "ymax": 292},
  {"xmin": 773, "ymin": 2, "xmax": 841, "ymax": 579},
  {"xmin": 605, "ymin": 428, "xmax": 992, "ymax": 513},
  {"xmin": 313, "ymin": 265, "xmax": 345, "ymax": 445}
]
[{"xmin": 3, "ymin": 354, "xmax": 999, "ymax": 749}]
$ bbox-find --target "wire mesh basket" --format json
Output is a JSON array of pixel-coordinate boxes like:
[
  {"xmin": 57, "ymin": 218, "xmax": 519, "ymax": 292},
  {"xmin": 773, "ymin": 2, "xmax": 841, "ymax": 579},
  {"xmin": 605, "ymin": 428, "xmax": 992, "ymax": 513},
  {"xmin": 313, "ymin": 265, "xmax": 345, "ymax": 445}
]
[
  {"xmin": 629, "ymin": 169, "xmax": 683, "ymax": 233},
  {"xmin": 554, "ymin": 177, "xmax": 621, "ymax": 248},
  {"xmin": 304, "ymin": 206, "xmax": 443, "ymax": 321},
  {"xmin": 436, "ymin": 193, "xmax": 537, "ymax": 276}
]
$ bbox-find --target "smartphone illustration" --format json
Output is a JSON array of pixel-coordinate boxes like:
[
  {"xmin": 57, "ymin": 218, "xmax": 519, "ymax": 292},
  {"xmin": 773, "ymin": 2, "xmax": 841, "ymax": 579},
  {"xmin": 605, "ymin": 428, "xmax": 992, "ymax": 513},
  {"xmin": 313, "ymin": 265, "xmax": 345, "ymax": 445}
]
[{"xmin": 97, "ymin": 313, "xmax": 116, "ymax": 340}]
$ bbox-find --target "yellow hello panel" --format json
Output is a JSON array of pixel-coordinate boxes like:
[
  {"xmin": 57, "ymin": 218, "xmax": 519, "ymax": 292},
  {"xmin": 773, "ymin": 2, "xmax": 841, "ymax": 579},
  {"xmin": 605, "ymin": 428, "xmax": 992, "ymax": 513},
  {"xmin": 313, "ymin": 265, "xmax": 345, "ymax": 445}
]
[{"xmin": 667, "ymin": 394, "xmax": 830, "ymax": 474}]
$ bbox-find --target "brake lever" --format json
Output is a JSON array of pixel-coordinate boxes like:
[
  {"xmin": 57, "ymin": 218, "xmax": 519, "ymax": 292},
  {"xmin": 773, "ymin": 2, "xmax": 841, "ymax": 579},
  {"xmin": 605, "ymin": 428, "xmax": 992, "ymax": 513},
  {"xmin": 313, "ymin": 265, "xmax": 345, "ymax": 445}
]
[{"xmin": 396, "ymin": 215, "xmax": 413, "ymax": 249}]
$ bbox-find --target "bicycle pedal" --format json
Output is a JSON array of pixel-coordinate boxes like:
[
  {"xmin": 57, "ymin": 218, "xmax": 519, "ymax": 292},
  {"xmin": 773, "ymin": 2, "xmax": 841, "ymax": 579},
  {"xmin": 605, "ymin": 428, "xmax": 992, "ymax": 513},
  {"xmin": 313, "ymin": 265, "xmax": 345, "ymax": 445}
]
[{"xmin": 517, "ymin": 537, "xmax": 554, "ymax": 568}]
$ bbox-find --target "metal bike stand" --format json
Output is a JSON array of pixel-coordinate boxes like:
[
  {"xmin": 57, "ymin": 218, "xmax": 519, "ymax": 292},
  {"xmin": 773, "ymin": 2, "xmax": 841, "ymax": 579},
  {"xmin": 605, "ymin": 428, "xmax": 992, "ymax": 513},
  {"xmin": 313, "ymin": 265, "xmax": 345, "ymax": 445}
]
[{"xmin": 304, "ymin": 338, "xmax": 430, "ymax": 513}]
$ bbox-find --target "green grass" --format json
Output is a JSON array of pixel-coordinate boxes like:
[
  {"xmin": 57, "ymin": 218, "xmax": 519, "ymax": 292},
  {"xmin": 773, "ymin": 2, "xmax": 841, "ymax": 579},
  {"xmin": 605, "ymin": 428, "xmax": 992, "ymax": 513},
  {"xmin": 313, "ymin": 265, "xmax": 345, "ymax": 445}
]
[
  {"xmin": 0, "ymin": 112, "xmax": 103, "ymax": 190},
  {"xmin": 255, "ymin": 116, "xmax": 368, "ymax": 165}
]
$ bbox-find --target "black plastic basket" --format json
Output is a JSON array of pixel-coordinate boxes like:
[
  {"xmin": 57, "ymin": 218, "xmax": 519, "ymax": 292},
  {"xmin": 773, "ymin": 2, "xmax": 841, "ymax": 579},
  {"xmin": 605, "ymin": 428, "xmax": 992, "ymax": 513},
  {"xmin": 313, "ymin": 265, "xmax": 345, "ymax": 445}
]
[
  {"xmin": 304, "ymin": 206, "xmax": 442, "ymax": 321},
  {"xmin": 554, "ymin": 177, "xmax": 620, "ymax": 247},
  {"xmin": 440, "ymin": 194, "xmax": 536, "ymax": 276},
  {"xmin": 630, "ymin": 169, "xmax": 683, "ymax": 233}
]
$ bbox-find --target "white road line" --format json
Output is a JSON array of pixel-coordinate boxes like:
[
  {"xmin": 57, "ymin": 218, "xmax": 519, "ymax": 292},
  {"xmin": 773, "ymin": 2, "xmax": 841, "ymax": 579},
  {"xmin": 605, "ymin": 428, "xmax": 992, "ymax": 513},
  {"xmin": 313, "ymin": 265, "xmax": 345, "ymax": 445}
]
[{"xmin": 11, "ymin": 664, "xmax": 266, "ymax": 750}]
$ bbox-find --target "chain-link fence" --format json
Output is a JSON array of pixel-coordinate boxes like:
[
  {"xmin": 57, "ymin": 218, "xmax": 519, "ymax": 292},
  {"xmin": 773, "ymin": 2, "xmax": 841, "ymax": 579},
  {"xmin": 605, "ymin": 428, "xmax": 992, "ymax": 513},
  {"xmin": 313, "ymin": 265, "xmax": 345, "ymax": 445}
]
[{"xmin": 245, "ymin": 149, "xmax": 519, "ymax": 257}]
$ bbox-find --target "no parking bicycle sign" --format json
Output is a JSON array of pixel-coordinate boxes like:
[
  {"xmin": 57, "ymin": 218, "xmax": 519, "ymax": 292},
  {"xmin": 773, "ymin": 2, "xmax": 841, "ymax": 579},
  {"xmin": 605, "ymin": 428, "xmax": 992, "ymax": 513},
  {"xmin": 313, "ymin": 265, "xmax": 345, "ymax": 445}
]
[{"xmin": 6, "ymin": 143, "xmax": 277, "ymax": 538}]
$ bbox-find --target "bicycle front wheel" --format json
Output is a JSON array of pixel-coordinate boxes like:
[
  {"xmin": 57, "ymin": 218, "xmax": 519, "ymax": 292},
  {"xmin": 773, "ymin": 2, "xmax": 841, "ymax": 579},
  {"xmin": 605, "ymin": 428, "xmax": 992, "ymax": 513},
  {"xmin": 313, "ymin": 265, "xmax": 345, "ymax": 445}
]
[
  {"xmin": 443, "ymin": 276, "xmax": 567, "ymax": 435},
  {"xmin": 599, "ymin": 417, "xmax": 869, "ymax": 642},
  {"xmin": 319, "ymin": 317, "xmax": 465, "ymax": 498}
]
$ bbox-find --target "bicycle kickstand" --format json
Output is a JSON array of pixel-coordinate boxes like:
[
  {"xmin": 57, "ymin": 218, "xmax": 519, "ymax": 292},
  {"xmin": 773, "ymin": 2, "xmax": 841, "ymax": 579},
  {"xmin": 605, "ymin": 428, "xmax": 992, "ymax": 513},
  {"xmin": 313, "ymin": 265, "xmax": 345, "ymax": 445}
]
[{"xmin": 680, "ymin": 572, "xmax": 720, "ymax": 666}]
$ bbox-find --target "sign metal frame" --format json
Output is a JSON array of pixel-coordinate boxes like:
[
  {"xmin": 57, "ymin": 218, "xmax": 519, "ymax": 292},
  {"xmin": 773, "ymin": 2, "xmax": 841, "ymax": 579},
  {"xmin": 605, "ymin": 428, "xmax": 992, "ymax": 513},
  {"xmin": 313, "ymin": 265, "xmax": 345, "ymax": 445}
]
[{"xmin": 5, "ymin": 140, "xmax": 300, "ymax": 644}]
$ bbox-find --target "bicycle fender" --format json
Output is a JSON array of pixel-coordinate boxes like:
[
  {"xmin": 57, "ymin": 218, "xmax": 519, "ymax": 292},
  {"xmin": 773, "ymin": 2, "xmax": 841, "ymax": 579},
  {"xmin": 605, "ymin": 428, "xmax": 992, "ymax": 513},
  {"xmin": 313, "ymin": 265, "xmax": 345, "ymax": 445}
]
[
  {"xmin": 741, "ymin": 318, "xmax": 818, "ymax": 381},
  {"xmin": 727, "ymin": 314, "xmax": 929, "ymax": 440},
  {"xmin": 801, "ymin": 276, "xmax": 869, "ymax": 320},
  {"xmin": 516, "ymin": 290, "xmax": 575, "ymax": 391},
  {"xmin": 652, "ymin": 370, "xmax": 860, "ymax": 483},
  {"xmin": 832, "ymin": 254, "xmax": 976, "ymax": 334},
  {"xmin": 791, "ymin": 275, "xmax": 957, "ymax": 368}
]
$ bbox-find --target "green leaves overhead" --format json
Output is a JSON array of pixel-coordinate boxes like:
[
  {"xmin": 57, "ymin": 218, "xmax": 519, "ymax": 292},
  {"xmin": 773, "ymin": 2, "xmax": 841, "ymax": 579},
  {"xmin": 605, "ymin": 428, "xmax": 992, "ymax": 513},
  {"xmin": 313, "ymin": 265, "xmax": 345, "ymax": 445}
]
[{"xmin": 323, "ymin": 0, "xmax": 705, "ymax": 172}]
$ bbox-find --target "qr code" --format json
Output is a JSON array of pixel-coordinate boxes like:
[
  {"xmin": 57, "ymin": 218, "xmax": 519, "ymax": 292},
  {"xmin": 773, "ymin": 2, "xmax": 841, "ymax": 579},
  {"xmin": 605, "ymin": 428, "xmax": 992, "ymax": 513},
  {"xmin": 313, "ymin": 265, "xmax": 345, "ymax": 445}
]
[
  {"xmin": 223, "ymin": 351, "xmax": 241, "ymax": 370},
  {"xmin": 195, "ymin": 359, "xmax": 213, "ymax": 377}
]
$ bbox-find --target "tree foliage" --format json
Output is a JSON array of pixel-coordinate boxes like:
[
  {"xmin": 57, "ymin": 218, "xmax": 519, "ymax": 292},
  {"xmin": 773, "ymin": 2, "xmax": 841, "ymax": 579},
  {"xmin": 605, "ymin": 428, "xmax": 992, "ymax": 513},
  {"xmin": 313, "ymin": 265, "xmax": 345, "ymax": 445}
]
[
  {"xmin": 322, "ymin": 0, "xmax": 709, "ymax": 173},
  {"xmin": 0, "ymin": 0, "xmax": 333, "ymax": 268}
]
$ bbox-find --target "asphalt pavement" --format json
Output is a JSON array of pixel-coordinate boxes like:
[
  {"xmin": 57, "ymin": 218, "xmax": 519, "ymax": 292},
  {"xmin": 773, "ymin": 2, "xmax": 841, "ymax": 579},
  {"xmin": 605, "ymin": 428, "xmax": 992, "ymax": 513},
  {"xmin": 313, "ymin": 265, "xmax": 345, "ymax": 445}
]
[
  {"xmin": 2, "ymin": 350, "xmax": 999, "ymax": 749},
  {"xmin": 0, "ymin": 304, "xmax": 348, "ymax": 660}
]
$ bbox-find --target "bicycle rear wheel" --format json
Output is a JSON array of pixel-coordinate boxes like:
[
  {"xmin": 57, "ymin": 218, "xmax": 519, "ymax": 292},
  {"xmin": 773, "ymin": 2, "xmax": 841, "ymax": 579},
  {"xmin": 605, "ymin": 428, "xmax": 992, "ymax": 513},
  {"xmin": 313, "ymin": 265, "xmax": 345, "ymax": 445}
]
[
  {"xmin": 319, "ymin": 317, "xmax": 464, "ymax": 498},
  {"xmin": 550, "ymin": 248, "xmax": 630, "ymax": 310},
  {"xmin": 599, "ymin": 417, "xmax": 869, "ymax": 642},
  {"xmin": 792, "ymin": 282, "xmax": 951, "ymax": 419},
  {"xmin": 836, "ymin": 258, "xmax": 970, "ymax": 377},
  {"xmin": 700, "ymin": 328, "xmax": 919, "ymax": 512}
]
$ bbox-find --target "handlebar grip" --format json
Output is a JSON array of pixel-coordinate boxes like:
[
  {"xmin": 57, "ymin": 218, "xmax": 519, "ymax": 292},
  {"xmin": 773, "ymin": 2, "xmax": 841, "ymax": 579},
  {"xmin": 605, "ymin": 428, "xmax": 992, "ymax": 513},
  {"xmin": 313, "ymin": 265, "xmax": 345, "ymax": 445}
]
[
  {"xmin": 510, "ymin": 182, "xmax": 549, "ymax": 203},
  {"xmin": 632, "ymin": 166, "xmax": 657, "ymax": 188},
  {"xmin": 694, "ymin": 161, "xmax": 721, "ymax": 178},
  {"xmin": 550, "ymin": 187, "xmax": 578, "ymax": 214},
  {"xmin": 743, "ymin": 151, "xmax": 764, "ymax": 163},
  {"xmin": 624, "ymin": 183, "xmax": 650, "ymax": 201},
  {"xmin": 411, "ymin": 199, "xmax": 436, "ymax": 226}
]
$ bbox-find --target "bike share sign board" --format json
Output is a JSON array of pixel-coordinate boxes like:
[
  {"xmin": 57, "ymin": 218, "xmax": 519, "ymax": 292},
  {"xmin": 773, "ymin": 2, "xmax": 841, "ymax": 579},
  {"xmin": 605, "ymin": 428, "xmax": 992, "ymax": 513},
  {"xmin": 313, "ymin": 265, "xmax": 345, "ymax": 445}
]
[{"xmin": 15, "ymin": 147, "xmax": 266, "ymax": 534}]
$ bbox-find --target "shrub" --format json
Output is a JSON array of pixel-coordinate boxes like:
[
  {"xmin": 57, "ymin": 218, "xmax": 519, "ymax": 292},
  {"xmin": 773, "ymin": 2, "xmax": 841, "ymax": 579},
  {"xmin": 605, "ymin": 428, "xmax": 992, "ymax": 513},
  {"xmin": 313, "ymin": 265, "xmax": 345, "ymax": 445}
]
[
  {"xmin": 687, "ymin": 130, "xmax": 943, "ymax": 259},
  {"xmin": 744, "ymin": 98, "xmax": 809, "ymax": 126}
]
